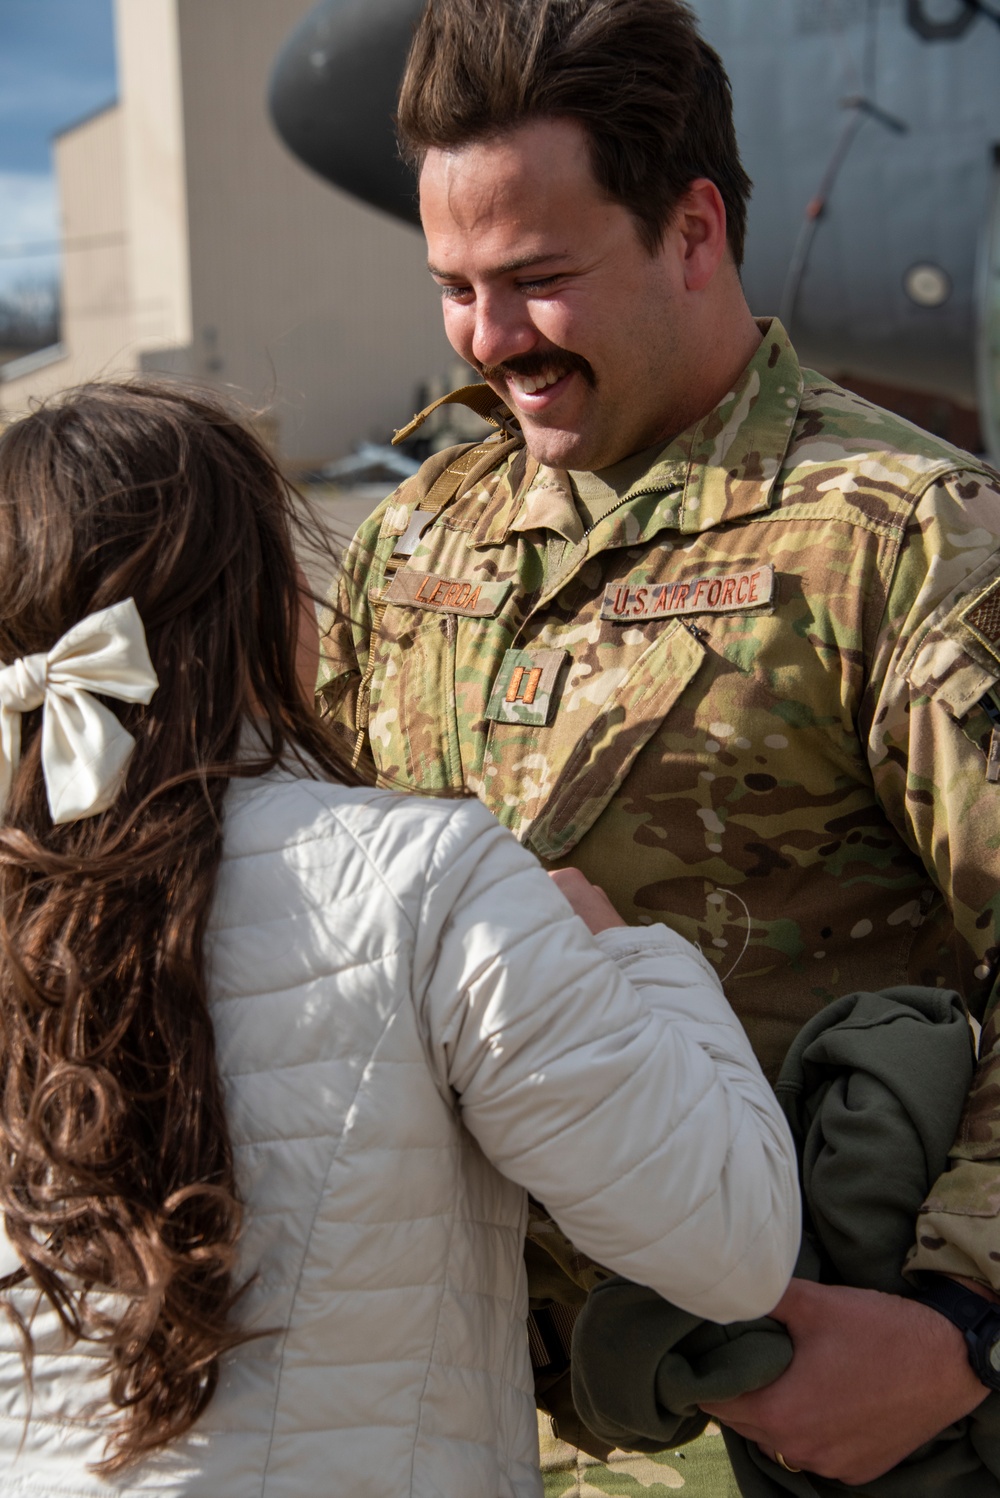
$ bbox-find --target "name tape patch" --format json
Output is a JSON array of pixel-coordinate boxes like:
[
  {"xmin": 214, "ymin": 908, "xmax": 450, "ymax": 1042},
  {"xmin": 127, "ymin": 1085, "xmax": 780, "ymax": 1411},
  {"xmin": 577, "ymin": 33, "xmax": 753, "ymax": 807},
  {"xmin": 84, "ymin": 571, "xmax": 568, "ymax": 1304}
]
[
  {"xmin": 601, "ymin": 564, "xmax": 775, "ymax": 624},
  {"xmin": 385, "ymin": 568, "xmax": 511, "ymax": 618}
]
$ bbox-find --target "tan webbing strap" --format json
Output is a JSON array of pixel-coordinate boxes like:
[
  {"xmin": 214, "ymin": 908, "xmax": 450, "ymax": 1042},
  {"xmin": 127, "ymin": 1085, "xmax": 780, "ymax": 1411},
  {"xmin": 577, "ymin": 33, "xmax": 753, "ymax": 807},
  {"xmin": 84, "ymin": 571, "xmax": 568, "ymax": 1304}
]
[
  {"xmin": 352, "ymin": 597, "xmax": 388, "ymax": 769},
  {"xmin": 355, "ymin": 411, "xmax": 519, "ymax": 767},
  {"xmin": 392, "ymin": 383, "xmax": 518, "ymax": 445},
  {"xmin": 354, "ymin": 439, "xmax": 500, "ymax": 765},
  {"xmin": 387, "ymin": 432, "xmax": 525, "ymax": 564},
  {"xmin": 417, "ymin": 440, "xmax": 500, "ymax": 518}
]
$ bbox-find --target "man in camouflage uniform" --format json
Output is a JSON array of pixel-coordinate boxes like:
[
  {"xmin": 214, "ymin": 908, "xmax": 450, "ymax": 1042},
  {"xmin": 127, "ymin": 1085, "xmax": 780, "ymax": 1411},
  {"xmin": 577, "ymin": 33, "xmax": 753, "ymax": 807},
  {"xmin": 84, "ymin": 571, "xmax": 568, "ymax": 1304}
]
[{"xmin": 319, "ymin": 0, "xmax": 1000, "ymax": 1490}]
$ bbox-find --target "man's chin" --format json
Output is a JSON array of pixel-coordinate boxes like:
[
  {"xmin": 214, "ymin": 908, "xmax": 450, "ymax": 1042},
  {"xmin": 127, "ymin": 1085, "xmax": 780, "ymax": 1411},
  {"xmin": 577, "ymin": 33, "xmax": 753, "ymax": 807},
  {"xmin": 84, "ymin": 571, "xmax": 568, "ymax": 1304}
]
[{"xmin": 517, "ymin": 419, "xmax": 595, "ymax": 471}]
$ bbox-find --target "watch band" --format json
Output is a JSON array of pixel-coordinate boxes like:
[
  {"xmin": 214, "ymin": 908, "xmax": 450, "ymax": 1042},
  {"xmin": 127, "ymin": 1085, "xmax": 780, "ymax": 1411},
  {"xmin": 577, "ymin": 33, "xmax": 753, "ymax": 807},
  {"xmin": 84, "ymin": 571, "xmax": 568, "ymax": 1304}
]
[{"xmin": 914, "ymin": 1274, "xmax": 1000, "ymax": 1391}]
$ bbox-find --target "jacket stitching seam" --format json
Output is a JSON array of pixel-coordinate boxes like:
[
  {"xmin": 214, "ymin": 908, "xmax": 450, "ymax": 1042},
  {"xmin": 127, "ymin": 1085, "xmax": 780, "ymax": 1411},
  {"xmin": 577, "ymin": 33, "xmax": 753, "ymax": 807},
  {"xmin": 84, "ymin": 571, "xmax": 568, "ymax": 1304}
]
[
  {"xmin": 407, "ymin": 803, "xmax": 496, "ymax": 1487},
  {"xmin": 297, "ymin": 782, "xmax": 418, "ymax": 933},
  {"xmin": 406, "ymin": 1076, "xmax": 463, "ymax": 1492},
  {"xmin": 256, "ymin": 993, "xmax": 412, "ymax": 1494}
]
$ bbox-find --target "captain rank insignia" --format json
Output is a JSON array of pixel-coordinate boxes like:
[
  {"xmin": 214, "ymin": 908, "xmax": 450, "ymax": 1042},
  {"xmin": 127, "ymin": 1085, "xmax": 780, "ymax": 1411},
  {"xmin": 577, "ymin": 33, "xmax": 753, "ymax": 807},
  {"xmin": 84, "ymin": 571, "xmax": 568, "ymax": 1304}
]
[{"xmin": 486, "ymin": 649, "xmax": 569, "ymax": 727}]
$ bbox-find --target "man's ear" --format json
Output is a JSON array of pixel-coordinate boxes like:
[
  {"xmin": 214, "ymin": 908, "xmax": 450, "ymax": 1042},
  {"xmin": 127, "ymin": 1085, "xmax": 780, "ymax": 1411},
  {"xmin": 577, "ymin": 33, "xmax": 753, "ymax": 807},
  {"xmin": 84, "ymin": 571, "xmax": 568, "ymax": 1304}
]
[{"xmin": 674, "ymin": 178, "xmax": 729, "ymax": 292}]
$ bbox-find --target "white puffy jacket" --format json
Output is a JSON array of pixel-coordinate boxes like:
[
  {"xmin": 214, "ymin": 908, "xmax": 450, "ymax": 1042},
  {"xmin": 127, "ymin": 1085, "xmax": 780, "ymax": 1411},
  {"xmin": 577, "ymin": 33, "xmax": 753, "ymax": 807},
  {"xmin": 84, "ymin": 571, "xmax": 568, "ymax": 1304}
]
[{"xmin": 0, "ymin": 770, "xmax": 798, "ymax": 1497}]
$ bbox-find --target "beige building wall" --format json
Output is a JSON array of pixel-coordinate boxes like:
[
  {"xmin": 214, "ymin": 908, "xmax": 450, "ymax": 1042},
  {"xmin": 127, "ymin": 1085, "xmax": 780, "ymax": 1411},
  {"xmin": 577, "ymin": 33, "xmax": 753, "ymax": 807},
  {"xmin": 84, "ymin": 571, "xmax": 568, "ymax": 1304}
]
[
  {"xmin": 2, "ymin": 0, "xmax": 452, "ymax": 465},
  {"xmin": 1, "ymin": 104, "xmax": 136, "ymax": 412},
  {"xmin": 117, "ymin": 0, "xmax": 192, "ymax": 354},
  {"xmin": 168, "ymin": 0, "xmax": 451, "ymax": 464}
]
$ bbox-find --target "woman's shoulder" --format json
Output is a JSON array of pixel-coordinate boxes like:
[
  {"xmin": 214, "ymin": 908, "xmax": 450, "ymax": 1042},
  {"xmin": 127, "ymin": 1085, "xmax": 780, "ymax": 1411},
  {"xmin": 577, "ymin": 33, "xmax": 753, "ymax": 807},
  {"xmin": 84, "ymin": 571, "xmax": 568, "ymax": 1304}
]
[{"xmin": 221, "ymin": 772, "xmax": 499, "ymax": 891}]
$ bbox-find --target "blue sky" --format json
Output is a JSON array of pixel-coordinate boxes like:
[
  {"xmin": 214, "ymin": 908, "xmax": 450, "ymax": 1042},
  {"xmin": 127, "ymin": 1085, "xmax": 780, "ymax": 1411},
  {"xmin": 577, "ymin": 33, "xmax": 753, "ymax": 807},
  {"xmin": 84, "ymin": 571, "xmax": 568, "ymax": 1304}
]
[{"xmin": 0, "ymin": 0, "xmax": 116, "ymax": 297}]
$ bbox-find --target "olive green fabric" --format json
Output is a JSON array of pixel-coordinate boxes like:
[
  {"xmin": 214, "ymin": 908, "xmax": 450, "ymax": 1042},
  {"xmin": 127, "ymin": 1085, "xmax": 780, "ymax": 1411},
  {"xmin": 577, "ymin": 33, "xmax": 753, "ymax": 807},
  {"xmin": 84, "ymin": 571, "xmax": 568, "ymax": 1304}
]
[
  {"xmin": 779, "ymin": 988, "xmax": 973, "ymax": 1298},
  {"xmin": 571, "ymin": 987, "xmax": 1000, "ymax": 1494},
  {"xmin": 571, "ymin": 1280, "xmax": 795, "ymax": 1453}
]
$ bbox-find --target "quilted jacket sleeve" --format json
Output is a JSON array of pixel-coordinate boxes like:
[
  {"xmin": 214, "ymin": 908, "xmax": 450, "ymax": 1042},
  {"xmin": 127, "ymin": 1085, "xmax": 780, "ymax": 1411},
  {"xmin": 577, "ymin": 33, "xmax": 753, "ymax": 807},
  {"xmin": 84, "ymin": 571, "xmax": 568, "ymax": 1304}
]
[{"xmin": 411, "ymin": 798, "xmax": 800, "ymax": 1325}]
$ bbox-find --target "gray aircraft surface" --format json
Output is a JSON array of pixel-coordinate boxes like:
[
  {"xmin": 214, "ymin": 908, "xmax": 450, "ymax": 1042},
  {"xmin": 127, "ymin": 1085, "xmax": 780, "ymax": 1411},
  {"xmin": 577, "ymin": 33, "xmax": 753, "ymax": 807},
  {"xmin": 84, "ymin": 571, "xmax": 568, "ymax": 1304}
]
[{"xmin": 270, "ymin": 0, "xmax": 1000, "ymax": 462}]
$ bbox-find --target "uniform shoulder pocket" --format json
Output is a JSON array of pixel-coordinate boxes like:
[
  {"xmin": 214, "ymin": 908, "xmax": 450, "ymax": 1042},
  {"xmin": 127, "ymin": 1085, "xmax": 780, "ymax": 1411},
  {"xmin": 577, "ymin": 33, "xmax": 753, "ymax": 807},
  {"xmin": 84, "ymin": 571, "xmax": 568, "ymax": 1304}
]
[{"xmin": 898, "ymin": 557, "xmax": 1000, "ymax": 720}]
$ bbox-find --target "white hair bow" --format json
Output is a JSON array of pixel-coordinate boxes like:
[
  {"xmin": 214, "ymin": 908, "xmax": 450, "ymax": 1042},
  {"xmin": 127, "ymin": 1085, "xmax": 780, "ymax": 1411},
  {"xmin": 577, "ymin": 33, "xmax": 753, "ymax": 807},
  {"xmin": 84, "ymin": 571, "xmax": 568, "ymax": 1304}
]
[{"xmin": 0, "ymin": 598, "xmax": 159, "ymax": 825}]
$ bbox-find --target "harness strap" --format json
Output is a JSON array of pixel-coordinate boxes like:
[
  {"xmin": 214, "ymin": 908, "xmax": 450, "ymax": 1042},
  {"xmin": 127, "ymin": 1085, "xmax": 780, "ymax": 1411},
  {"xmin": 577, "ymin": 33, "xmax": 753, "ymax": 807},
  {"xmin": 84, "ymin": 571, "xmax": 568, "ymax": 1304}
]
[
  {"xmin": 392, "ymin": 382, "xmax": 519, "ymax": 445},
  {"xmin": 355, "ymin": 396, "xmax": 522, "ymax": 766},
  {"xmin": 418, "ymin": 440, "xmax": 502, "ymax": 517}
]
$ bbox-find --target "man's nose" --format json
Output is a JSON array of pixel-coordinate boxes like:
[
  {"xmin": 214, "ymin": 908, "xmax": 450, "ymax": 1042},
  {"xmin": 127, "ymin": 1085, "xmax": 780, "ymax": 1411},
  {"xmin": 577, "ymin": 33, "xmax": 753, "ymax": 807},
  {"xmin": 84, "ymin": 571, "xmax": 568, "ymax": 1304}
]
[{"xmin": 469, "ymin": 290, "xmax": 537, "ymax": 370}]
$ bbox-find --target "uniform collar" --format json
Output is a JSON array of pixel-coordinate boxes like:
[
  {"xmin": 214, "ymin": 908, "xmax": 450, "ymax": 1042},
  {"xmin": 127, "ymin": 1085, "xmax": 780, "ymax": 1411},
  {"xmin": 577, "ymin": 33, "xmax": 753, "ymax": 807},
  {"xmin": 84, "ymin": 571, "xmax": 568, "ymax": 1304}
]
[
  {"xmin": 472, "ymin": 318, "xmax": 803, "ymax": 549},
  {"xmin": 670, "ymin": 318, "xmax": 803, "ymax": 534}
]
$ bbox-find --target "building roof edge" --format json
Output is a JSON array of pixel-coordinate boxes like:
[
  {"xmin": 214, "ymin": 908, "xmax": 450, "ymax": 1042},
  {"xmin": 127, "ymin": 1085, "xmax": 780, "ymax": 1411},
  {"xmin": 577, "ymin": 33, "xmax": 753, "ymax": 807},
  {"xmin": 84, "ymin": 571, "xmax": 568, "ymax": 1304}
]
[{"xmin": 51, "ymin": 97, "xmax": 120, "ymax": 143}]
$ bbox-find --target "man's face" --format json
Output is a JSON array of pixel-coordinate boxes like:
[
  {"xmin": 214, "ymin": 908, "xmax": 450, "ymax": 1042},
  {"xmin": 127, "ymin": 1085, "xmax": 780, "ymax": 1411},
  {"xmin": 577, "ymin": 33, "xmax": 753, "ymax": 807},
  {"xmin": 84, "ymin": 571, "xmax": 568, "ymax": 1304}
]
[{"xmin": 420, "ymin": 118, "xmax": 687, "ymax": 471}]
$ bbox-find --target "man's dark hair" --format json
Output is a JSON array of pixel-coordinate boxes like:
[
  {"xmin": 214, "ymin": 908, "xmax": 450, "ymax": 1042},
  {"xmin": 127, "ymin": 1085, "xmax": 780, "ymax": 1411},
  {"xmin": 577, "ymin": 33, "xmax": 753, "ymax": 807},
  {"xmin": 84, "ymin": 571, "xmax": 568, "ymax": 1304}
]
[{"xmin": 397, "ymin": 0, "xmax": 752, "ymax": 265}]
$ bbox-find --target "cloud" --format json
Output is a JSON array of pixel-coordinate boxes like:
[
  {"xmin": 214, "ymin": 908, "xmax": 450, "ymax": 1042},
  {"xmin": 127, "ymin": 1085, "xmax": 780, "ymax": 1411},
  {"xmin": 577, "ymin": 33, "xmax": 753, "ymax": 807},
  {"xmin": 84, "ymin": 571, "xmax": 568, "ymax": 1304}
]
[{"xmin": 0, "ymin": 172, "xmax": 59, "ymax": 298}]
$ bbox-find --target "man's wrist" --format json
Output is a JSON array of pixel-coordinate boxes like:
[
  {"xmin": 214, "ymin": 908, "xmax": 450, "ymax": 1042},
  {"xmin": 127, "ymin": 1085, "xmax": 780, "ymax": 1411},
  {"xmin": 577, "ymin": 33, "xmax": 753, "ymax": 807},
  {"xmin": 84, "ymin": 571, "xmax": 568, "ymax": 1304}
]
[
  {"xmin": 948, "ymin": 1273, "xmax": 1000, "ymax": 1305},
  {"xmin": 914, "ymin": 1273, "xmax": 1000, "ymax": 1390}
]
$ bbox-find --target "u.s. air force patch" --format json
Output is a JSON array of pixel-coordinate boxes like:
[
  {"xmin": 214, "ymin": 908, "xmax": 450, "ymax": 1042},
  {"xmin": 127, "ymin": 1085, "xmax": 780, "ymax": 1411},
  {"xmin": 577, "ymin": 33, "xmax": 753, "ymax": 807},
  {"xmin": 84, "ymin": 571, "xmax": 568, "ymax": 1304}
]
[
  {"xmin": 601, "ymin": 563, "xmax": 775, "ymax": 623},
  {"xmin": 384, "ymin": 568, "xmax": 511, "ymax": 618}
]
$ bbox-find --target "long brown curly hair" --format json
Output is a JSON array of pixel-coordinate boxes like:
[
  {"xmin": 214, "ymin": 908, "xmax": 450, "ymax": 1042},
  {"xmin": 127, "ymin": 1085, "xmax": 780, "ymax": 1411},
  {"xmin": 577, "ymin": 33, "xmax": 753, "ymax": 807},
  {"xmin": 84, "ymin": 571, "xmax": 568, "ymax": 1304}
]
[{"xmin": 0, "ymin": 382, "xmax": 362, "ymax": 1470}]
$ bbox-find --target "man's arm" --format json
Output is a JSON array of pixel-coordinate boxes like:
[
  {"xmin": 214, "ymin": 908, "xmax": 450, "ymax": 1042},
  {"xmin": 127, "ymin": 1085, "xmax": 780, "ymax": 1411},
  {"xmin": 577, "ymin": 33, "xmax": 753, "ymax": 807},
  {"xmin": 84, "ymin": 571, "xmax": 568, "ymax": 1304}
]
[
  {"xmin": 709, "ymin": 463, "xmax": 1000, "ymax": 1478},
  {"xmin": 870, "ymin": 464, "xmax": 1000, "ymax": 1291}
]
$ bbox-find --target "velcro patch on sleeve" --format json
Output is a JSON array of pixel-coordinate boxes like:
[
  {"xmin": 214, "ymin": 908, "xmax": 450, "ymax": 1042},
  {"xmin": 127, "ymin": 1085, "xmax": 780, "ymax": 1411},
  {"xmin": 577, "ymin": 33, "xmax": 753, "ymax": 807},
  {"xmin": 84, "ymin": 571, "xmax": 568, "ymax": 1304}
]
[
  {"xmin": 962, "ymin": 579, "xmax": 1000, "ymax": 664},
  {"xmin": 601, "ymin": 563, "xmax": 775, "ymax": 623},
  {"xmin": 384, "ymin": 568, "xmax": 511, "ymax": 618}
]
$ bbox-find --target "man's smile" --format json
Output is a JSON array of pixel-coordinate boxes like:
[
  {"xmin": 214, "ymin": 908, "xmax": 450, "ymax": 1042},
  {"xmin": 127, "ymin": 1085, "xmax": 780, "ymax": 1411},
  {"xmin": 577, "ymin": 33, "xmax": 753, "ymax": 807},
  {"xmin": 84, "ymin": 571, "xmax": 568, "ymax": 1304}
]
[{"xmin": 479, "ymin": 350, "xmax": 596, "ymax": 417}]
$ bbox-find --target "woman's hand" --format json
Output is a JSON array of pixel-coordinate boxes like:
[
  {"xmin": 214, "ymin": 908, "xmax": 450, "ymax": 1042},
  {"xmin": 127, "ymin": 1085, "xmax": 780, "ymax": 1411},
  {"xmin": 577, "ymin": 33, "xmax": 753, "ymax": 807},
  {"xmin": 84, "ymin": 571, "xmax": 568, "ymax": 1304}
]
[{"xmin": 548, "ymin": 868, "xmax": 626, "ymax": 934}]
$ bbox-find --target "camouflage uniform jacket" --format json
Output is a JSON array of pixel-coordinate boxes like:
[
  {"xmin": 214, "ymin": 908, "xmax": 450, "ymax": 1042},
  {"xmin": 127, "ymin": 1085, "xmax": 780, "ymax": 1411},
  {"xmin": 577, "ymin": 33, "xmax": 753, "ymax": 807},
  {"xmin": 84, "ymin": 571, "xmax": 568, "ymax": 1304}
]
[{"xmin": 320, "ymin": 319, "xmax": 1000, "ymax": 1291}]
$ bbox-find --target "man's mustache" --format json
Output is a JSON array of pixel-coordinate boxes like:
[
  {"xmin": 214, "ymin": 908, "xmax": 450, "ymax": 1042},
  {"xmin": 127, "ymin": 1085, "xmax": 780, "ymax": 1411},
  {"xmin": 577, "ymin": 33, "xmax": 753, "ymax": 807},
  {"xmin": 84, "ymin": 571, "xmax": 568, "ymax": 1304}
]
[{"xmin": 477, "ymin": 348, "xmax": 597, "ymax": 391}]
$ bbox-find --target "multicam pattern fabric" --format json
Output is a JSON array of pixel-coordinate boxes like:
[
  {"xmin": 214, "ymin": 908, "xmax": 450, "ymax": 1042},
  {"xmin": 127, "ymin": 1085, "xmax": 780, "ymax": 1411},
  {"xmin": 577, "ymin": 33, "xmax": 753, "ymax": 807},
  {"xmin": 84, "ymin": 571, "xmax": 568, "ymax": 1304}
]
[
  {"xmin": 320, "ymin": 317, "xmax": 1000, "ymax": 1485},
  {"xmin": 540, "ymin": 1420, "xmax": 740, "ymax": 1497}
]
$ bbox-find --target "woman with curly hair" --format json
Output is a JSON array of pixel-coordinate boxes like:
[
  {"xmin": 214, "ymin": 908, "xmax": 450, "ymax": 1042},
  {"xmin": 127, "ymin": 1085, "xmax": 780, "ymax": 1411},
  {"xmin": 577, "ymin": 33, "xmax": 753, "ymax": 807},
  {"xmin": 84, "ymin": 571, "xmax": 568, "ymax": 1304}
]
[{"xmin": 0, "ymin": 382, "xmax": 796, "ymax": 1497}]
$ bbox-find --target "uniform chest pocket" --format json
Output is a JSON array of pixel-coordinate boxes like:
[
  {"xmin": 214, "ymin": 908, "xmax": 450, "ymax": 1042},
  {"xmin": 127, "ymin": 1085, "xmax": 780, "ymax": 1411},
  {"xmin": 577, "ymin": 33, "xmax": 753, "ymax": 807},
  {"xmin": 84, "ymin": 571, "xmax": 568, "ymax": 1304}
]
[
  {"xmin": 522, "ymin": 621, "xmax": 706, "ymax": 861},
  {"xmin": 367, "ymin": 601, "xmax": 464, "ymax": 790}
]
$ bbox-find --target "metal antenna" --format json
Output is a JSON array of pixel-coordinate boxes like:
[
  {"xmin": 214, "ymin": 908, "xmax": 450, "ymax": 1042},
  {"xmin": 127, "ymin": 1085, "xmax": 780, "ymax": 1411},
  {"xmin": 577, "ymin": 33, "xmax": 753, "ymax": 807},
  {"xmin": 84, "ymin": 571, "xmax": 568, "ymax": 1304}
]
[{"xmin": 779, "ymin": 92, "xmax": 908, "ymax": 333}]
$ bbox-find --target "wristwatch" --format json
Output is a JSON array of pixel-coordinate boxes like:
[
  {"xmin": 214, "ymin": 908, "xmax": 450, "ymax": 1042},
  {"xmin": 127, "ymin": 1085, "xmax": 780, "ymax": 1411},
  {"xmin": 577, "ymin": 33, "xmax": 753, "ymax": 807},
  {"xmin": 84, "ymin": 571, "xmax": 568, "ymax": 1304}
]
[{"xmin": 914, "ymin": 1274, "xmax": 1000, "ymax": 1391}]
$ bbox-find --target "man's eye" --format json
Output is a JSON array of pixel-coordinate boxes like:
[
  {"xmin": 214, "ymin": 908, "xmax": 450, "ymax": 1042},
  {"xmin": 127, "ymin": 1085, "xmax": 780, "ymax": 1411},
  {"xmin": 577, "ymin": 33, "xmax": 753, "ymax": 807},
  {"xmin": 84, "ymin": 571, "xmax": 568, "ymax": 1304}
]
[
  {"xmin": 518, "ymin": 276, "xmax": 561, "ymax": 293},
  {"xmin": 438, "ymin": 283, "xmax": 472, "ymax": 302}
]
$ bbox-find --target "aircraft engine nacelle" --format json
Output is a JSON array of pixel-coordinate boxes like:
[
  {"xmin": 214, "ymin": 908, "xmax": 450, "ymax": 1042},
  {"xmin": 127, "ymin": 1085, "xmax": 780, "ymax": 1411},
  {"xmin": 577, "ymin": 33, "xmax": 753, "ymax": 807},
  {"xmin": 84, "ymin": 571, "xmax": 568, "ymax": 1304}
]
[{"xmin": 269, "ymin": 0, "xmax": 423, "ymax": 226}]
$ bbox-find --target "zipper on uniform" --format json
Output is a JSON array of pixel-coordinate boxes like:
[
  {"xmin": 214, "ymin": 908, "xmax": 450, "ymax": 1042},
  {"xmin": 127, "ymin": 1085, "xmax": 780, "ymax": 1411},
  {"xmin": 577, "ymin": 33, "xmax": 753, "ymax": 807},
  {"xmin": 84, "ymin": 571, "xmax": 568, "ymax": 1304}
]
[{"xmin": 581, "ymin": 484, "xmax": 680, "ymax": 540}]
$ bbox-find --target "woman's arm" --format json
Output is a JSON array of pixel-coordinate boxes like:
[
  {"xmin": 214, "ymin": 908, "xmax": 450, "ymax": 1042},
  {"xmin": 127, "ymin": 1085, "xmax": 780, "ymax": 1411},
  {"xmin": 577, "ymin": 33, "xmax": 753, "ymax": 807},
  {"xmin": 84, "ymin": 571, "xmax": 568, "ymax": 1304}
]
[{"xmin": 412, "ymin": 799, "xmax": 800, "ymax": 1324}]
